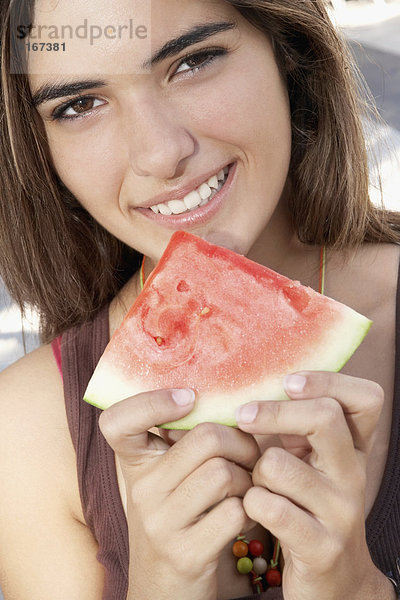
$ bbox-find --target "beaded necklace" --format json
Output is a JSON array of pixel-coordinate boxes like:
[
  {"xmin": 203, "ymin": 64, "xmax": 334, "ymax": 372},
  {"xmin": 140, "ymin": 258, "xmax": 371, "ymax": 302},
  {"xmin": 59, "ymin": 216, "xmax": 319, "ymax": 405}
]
[
  {"xmin": 233, "ymin": 534, "xmax": 281, "ymax": 592},
  {"xmin": 138, "ymin": 246, "xmax": 327, "ymax": 594}
]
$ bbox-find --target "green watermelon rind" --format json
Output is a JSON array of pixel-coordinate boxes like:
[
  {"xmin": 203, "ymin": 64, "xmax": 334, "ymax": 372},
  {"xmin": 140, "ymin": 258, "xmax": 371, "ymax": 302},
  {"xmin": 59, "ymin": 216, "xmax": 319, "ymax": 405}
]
[
  {"xmin": 159, "ymin": 311, "xmax": 372, "ymax": 429},
  {"xmin": 83, "ymin": 308, "xmax": 372, "ymax": 429}
]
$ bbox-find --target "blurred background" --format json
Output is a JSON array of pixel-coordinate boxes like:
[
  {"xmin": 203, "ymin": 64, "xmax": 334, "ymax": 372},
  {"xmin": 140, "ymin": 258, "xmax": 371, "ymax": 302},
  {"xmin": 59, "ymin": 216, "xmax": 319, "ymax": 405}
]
[{"xmin": 1, "ymin": 0, "xmax": 400, "ymax": 375}]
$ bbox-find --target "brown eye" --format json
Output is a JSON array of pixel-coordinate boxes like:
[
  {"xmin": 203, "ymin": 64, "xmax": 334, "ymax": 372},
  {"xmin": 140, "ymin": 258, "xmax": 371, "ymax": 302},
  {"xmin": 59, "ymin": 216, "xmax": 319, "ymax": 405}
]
[
  {"xmin": 52, "ymin": 96, "xmax": 106, "ymax": 121},
  {"xmin": 69, "ymin": 97, "xmax": 95, "ymax": 113},
  {"xmin": 174, "ymin": 48, "xmax": 227, "ymax": 77}
]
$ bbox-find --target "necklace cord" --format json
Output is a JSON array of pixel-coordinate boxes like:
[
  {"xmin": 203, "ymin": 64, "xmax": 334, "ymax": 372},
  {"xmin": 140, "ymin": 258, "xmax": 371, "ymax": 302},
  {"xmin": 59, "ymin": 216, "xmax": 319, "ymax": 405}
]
[{"xmin": 319, "ymin": 246, "xmax": 326, "ymax": 295}]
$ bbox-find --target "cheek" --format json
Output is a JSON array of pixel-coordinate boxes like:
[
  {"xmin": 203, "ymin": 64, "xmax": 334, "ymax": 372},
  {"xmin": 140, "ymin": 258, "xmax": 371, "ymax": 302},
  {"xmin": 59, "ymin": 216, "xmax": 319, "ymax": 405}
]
[
  {"xmin": 178, "ymin": 62, "xmax": 291, "ymax": 162},
  {"xmin": 46, "ymin": 123, "xmax": 126, "ymax": 207}
]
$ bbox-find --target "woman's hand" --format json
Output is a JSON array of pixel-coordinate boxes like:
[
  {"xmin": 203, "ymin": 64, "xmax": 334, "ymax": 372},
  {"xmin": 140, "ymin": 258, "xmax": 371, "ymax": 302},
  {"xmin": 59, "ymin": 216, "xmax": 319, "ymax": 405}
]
[
  {"xmin": 99, "ymin": 389, "xmax": 260, "ymax": 600},
  {"xmin": 236, "ymin": 371, "xmax": 395, "ymax": 600}
]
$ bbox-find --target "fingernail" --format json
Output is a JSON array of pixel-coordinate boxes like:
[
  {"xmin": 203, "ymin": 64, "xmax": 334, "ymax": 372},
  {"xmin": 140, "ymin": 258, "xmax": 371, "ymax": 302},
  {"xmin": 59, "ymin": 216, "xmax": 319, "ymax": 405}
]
[
  {"xmin": 236, "ymin": 403, "xmax": 259, "ymax": 424},
  {"xmin": 284, "ymin": 374, "xmax": 307, "ymax": 394},
  {"xmin": 172, "ymin": 389, "xmax": 195, "ymax": 406}
]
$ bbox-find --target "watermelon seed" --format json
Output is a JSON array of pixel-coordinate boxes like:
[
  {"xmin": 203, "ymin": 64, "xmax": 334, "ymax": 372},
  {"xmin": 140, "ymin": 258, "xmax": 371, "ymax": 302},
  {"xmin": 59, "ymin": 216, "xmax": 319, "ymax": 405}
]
[
  {"xmin": 200, "ymin": 307, "xmax": 210, "ymax": 316},
  {"xmin": 155, "ymin": 336, "xmax": 164, "ymax": 346},
  {"xmin": 177, "ymin": 280, "xmax": 190, "ymax": 292}
]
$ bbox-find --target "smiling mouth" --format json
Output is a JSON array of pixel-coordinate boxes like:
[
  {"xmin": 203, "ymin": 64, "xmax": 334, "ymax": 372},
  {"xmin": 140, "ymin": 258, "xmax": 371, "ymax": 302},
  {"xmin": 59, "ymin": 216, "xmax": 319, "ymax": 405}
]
[{"xmin": 146, "ymin": 166, "xmax": 230, "ymax": 216}]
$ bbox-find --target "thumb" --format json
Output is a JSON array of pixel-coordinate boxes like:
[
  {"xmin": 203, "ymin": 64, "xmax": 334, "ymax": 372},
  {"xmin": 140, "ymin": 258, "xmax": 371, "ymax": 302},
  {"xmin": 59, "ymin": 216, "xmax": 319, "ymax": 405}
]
[{"xmin": 98, "ymin": 388, "xmax": 195, "ymax": 462}]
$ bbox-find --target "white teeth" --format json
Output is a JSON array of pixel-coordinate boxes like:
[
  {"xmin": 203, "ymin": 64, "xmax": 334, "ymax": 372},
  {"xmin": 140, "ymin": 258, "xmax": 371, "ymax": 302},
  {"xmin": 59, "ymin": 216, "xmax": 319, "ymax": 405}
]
[
  {"xmin": 158, "ymin": 204, "xmax": 172, "ymax": 216},
  {"xmin": 148, "ymin": 166, "xmax": 230, "ymax": 215},
  {"xmin": 183, "ymin": 190, "xmax": 202, "ymax": 210},
  {"xmin": 168, "ymin": 199, "xmax": 187, "ymax": 214},
  {"xmin": 198, "ymin": 183, "xmax": 212, "ymax": 200},
  {"xmin": 208, "ymin": 175, "xmax": 219, "ymax": 189}
]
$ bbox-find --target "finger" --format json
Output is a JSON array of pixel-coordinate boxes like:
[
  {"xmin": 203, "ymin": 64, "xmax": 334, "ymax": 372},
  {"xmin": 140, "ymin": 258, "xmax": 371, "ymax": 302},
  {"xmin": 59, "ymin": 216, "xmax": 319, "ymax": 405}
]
[
  {"xmin": 243, "ymin": 486, "xmax": 323, "ymax": 561},
  {"xmin": 188, "ymin": 496, "xmax": 255, "ymax": 563},
  {"xmin": 155, "ymin": 422, "xmax": 261, "ymax": 495},
  {"xmin": 98, "ymin": 388, "xmax": 195, "ymax": 462},
  {"xmin": 252, "ymin": 446, "xmax": 337, "ymax": 519},
  {"xmin": 159, "ymin": 458, "xmax": 253, "ymax": 529},
  {"xmin": 236, "ymin": 398, "xmax": 356, "ymax": 479},
  {"xmin": 284, "ymin": 371, "xmax": 384, "ymax": 453},
  {"xmin": 279, "ymin": 433, "xmax": 311, "ymax": 459}
]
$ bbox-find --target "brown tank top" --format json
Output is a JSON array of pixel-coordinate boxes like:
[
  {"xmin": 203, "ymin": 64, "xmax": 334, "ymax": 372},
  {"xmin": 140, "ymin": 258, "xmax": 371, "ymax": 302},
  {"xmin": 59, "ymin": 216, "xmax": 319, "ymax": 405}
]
[{"xmin": 60, "ymin": 265, "xmax": 400, "ymax": 598}]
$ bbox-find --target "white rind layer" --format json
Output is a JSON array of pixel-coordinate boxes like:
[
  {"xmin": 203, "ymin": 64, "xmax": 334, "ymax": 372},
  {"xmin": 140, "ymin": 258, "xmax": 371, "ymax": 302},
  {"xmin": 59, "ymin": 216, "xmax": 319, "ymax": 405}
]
[{"xmin": 84, "ymin": 305, "xmax": 372, "ymax": 429}]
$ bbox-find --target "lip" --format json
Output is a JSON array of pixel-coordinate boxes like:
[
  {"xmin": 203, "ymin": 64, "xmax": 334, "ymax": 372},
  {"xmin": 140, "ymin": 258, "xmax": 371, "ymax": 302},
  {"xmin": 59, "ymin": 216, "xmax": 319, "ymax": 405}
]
[
  {"xmin": 138, "ymin": 163, "xmax": 233, "ymax": 209},
  {"xmin": 136, "ymin": 162, "xmax": 237, "ymax": 230}
]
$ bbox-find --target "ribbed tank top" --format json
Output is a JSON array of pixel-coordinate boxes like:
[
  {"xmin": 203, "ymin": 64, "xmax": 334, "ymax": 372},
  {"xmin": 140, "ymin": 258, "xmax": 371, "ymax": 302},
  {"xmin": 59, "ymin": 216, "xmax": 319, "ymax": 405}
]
[{"xmin": 59, "ymin": 261, "xmax": 400, "ymax": 598}]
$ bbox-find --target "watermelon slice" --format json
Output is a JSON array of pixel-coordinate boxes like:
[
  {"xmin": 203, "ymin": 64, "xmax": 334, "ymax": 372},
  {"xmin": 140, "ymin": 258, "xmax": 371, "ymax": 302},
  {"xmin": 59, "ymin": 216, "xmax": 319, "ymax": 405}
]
[{"xmin": 84, "ymin": 231, "xmax": 372, "ymax": 429}]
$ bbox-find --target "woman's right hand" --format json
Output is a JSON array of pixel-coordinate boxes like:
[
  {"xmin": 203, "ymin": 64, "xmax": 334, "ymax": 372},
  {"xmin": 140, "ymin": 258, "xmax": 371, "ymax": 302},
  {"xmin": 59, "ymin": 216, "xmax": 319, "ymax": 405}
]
[{"xmin": 99, "ymin": 389, "xmax": 260, "ymax": 600}]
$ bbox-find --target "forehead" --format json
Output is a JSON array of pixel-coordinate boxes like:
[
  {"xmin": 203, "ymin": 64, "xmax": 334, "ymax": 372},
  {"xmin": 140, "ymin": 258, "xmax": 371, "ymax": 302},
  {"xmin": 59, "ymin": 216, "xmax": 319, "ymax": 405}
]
[{"xmin": 25, "ymin": 0, "xmax": 237, "ymax": 77}]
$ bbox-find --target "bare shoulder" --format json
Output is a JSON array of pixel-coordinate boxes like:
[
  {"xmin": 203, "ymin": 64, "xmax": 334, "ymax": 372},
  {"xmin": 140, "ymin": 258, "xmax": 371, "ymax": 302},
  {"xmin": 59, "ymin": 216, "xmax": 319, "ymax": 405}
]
[
  {"xmin": 0, "ymin": 342, "xmax": 64, "ymax": 412},
  {"xmin": 326, "ymin": 242, "xmax": 399, "ymax": 386},
  {"xmin": 0, "ymin": 345, "xmax": 104, "ymax": 598},
  {"xmin": 356, "ymin": 242, "xmax": 400, "ymax": 296},
  {"xmin": 0, "ymin": 345, "xmax": 83, "ymax": 520},
  {"xmin": 0, "ymin": 342, "xmax": 83, "ymax": 519},
  {"xmin": 326, "ymin": 242, "xmax": 400, "ymax": 313}
]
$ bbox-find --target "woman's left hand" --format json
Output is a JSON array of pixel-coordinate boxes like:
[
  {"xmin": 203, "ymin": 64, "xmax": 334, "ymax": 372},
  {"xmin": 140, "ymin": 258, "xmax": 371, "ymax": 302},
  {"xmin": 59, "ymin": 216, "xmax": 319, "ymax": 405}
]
[{"xmin": 236, "ymin": 371, "xmax": 395, "ymax": 600}]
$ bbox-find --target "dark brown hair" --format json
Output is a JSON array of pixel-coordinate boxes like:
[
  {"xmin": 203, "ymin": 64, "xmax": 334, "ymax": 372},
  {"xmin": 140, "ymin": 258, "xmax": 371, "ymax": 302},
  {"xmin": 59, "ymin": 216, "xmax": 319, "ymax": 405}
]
[{"xmin": 1, "ymin": 0, "xmax": 400, "ymax": 343}]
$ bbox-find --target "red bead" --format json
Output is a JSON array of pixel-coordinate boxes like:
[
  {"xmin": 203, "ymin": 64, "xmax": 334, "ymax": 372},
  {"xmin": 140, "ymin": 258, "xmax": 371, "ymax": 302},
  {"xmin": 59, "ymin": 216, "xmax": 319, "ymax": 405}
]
[
  {"xmin": 266, "ymin": 568, "xmax": 282, "ymax": 587},
  {"xmin": 248, "ymin": 539, "xmax": 264, "ymax": 557},
  {"xmin": 232, "ymin": 540, "xmax": 248, "ymax": 557}
]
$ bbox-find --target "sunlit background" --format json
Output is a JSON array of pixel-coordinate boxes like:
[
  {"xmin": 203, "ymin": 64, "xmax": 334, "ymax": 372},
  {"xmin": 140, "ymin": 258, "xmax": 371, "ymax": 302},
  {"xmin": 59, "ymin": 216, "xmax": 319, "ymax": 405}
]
[{"xmin": 1, "ymin": 0, "xmax": 400, "ymax": 375}]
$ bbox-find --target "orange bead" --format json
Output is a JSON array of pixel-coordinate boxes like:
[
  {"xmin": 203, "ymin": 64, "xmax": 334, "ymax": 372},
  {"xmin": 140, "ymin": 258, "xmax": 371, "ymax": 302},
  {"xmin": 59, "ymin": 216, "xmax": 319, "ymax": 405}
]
[{"xmin": 232, "ymin": 540, "xmax": 248, "ymax": 557}]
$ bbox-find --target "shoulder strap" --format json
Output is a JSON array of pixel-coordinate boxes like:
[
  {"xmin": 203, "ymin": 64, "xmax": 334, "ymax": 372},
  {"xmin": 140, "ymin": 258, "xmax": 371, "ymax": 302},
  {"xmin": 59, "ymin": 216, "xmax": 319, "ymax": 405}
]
[
  {"xmin": 61, "ymin": 306, "xmax": 109, "ymax": 459},
  {"xmin": 60, "ymin": 305, "xmax": 129, "ymax": 599},
  {"xmin": 366, "ymin": 254, "xmax": 400, "ymax": 585},
  {"xmin": 51, "ymin": 335, "xmax": 63, "ymax": 379}
]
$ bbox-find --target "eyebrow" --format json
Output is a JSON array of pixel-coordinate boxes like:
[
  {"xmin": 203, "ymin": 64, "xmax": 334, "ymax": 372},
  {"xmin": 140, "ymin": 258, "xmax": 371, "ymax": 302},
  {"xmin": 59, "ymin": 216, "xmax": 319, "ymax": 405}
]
[
  {"xmin": 31, "ymin": 20, "xmax": 236, "ymax": 108},
  {"xmin": 31, "ymin": 79, "xmax": 108, "ymax": 107},
  {"xmin": 142, "ymin": 20, "xmax": 236, "ymax": 70}
]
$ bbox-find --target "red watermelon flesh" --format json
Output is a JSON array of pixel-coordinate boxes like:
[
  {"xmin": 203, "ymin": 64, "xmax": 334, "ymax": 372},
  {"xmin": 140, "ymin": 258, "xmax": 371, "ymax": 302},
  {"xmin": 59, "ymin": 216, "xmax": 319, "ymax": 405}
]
[{"xmin": 84, "ymin": 231, "xmax": 372, "ymax": 429}]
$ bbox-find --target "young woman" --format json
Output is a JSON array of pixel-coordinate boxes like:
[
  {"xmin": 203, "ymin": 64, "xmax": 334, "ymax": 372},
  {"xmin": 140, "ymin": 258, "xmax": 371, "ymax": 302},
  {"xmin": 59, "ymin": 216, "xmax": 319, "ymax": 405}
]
[{"xmin": 1, "ymin": 0, "xmax": 400, "ymax": 598}]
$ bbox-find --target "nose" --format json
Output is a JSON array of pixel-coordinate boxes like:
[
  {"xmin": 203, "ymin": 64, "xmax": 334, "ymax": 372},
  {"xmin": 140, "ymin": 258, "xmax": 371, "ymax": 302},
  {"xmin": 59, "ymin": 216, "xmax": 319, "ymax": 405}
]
[{"xmin": 128, "ymin": 98, "xmax": 196, "ymax": 180}]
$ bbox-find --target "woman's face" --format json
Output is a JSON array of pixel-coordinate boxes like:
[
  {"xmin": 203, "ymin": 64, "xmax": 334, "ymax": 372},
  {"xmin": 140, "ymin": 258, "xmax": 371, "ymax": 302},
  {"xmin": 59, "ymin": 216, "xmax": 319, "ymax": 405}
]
[{"xmin": 28, "ymin": 0, "xmax": 292, "ymax": 263}]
